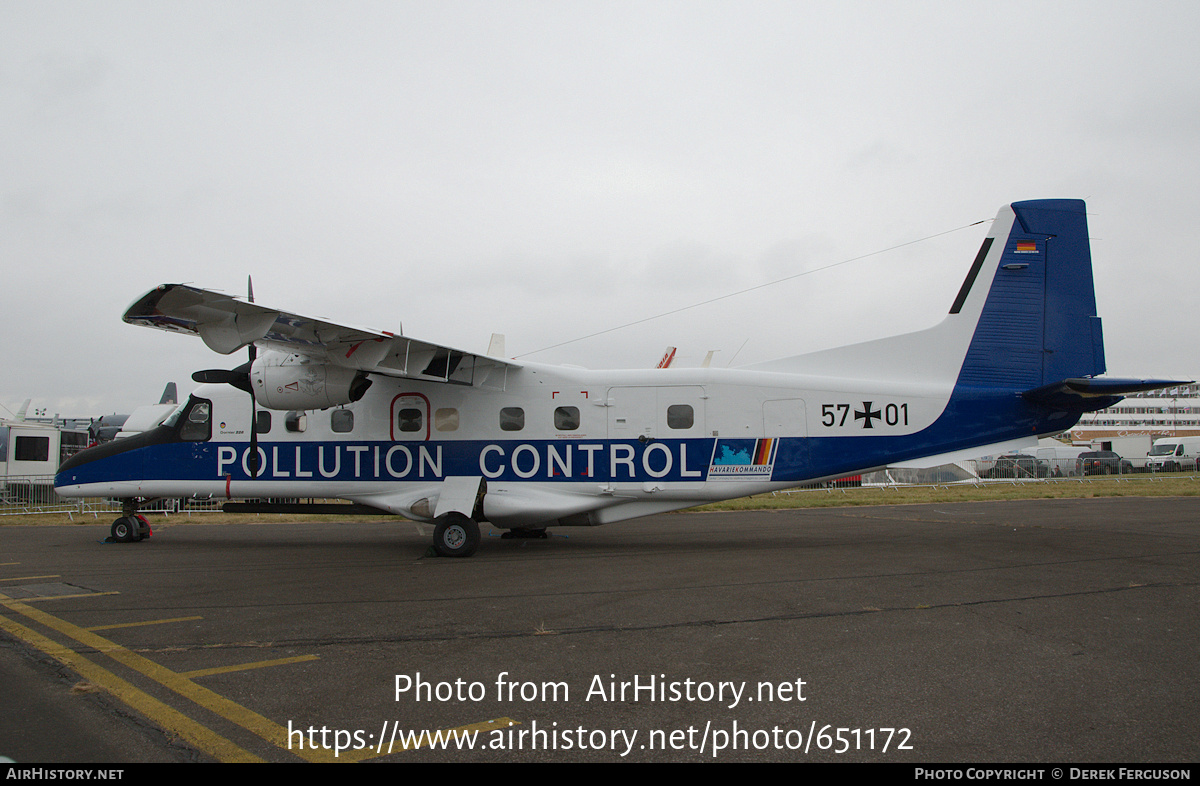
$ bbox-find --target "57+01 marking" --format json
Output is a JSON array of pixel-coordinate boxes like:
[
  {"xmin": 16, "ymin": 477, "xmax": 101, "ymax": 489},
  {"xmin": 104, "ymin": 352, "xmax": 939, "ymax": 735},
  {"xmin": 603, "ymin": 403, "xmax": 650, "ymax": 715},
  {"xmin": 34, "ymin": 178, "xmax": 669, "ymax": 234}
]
[{"xmin": 821, "ymin": 402, "xmax": 909, "ymax": 430}]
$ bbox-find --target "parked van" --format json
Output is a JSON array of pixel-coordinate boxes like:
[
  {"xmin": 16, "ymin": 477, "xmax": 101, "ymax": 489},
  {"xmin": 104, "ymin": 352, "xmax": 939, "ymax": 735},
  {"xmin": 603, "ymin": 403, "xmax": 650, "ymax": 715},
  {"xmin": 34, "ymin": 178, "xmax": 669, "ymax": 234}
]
[{"xmin": 1145, "ymin": 437, "xmax": 1200, "ymax": 473}]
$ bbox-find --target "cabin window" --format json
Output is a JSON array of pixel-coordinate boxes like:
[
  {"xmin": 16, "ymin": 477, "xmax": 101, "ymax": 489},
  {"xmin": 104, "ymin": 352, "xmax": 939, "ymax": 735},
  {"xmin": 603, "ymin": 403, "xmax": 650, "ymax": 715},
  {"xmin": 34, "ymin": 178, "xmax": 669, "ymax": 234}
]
[
  {"xmin": 255, "ymin": 411, "xmax": 272, "ymax": 434},
  {"xmin": 435, "ymin": 408, "xmax": 459, "ymax": 432},
  {"xmin": 554, "ymin": 406, "xmax": 580, "ymax": 431},
  {"xmin": 285, "ymin": 411, "xmax": 307, "ymax": 433},
  {"xmin": 499, "ymin": 407, "xmax": 524, "ymax": 432},
  {"xmin": 667, "ymin": 404, "xmax": 694, "ymax": 429},
  {"xmin": 14, "ymin": 436, "xmax": 50, "ymax": 462},
  {"xmin": 398, "ymin": 408, "xmax": 423, "ymax": 433},
  {"xmin": 331, "ymin": 410, "xmax": 354, "ymax": 433}
]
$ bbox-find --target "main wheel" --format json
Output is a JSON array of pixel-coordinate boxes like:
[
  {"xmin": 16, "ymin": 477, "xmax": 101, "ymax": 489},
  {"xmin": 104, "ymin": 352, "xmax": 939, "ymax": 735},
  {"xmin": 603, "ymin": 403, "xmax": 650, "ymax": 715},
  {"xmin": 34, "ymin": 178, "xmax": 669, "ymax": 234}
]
[
  {"xmin": 432, "ymin": 514, "xmax": 480, "ymax": 558},
  {"xmin": 110, "ymin": 517, "xmax": 135, "ymax": 543}
]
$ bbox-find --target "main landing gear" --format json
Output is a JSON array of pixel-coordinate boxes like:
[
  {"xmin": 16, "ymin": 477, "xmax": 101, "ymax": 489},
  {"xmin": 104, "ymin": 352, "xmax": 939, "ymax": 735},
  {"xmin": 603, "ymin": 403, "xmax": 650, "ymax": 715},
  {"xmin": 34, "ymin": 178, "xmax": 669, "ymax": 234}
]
[
  {"xmin": 428, "ymin": 517, "xmax": 551, "ymax": 557},
  {"xmin": 431, "ymin": 513, "xmax": 480, "ymax": 558},
  {"xmin": 108, "ymin": 500, "xmax": 152, "ymax": 543}
]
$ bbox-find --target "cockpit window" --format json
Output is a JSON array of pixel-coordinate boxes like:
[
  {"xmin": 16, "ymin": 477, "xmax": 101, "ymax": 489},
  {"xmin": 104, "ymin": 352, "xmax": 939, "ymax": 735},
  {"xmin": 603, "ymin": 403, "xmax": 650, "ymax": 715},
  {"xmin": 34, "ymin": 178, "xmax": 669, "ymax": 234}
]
[{"xmin": 178, "ymin": 398, "xmax": 212, "ymax": 442}]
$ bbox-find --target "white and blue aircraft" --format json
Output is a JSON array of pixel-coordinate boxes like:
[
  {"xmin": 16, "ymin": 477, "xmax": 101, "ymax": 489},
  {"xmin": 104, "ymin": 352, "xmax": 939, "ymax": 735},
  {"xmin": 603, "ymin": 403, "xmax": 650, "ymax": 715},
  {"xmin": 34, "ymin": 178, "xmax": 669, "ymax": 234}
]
[{"xmin": 55, "ymin": 200, "xmax": 1183, "ymax": 556}]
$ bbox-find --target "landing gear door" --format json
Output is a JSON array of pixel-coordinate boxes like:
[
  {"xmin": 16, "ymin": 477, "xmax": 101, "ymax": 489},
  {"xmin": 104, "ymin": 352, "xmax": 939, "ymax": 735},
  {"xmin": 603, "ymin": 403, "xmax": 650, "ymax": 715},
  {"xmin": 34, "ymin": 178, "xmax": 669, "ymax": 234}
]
[{"xmin": 434, "ymin": 475, "xmax": 485, "ymax": 519}]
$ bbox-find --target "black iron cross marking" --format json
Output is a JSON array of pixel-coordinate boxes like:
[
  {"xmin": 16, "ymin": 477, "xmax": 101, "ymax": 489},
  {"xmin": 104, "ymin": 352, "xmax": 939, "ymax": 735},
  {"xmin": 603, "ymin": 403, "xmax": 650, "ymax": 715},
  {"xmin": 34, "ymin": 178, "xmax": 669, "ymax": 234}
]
[{"xmin": 855, "ymin": 402, "xmax": 882, "ymax": 429}]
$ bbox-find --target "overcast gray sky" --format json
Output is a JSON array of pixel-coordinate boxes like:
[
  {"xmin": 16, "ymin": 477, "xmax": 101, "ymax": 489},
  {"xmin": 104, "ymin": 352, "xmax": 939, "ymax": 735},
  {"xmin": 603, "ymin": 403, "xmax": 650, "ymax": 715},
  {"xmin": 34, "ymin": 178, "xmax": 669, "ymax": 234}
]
[{"xmin": 3, "ymin": 0, "xmax": 1198, "ymax": 418}]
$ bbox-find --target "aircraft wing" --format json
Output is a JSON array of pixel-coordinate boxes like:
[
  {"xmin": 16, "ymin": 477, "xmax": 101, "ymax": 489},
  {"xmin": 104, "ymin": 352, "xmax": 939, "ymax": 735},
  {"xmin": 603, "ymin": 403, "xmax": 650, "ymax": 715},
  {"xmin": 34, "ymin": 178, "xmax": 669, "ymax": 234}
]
[{"xmin": 122, "ymin": 283, "xmax": 520, "ymax": 386}]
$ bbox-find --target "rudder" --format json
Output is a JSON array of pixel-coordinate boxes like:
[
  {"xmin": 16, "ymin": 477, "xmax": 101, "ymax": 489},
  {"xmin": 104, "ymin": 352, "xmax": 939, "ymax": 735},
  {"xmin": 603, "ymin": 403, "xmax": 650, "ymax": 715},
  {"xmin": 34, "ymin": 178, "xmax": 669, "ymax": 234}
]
[{"xmin": 956, "ymin": 199, "xmax": 1105, "ymax": 390}]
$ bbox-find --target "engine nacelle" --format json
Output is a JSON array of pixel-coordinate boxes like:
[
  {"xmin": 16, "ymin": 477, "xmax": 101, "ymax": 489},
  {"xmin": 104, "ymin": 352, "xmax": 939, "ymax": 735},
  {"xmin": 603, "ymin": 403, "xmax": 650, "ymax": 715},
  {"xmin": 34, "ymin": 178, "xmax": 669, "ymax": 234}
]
[{"xmin": 249, "ymin": 354, "xmax": 372, "ymax": 410}]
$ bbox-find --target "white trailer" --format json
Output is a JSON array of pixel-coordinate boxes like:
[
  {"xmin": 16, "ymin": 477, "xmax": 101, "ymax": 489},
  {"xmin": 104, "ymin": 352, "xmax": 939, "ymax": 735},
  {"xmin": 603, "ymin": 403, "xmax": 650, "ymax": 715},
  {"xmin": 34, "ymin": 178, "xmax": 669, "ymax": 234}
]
[
  {"xmin": 0, "ymin": 420, "xmax": 87, "ymax": 501},
  {"xmin": 1099, "ymin": 435, "xmax": 1153, "ymax": 472}
]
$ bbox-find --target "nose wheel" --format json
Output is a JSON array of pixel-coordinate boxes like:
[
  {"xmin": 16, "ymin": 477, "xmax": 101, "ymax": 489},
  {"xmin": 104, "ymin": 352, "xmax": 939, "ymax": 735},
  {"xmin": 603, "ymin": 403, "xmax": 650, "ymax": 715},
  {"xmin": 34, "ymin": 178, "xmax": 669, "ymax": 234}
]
[
  {"xmin": 109, "ymin": 499, "xmax": 152, "ymax": 543},
  {"xmin": 431, "ymin": 513, "xmax": 480, "ymax": 558},
  {"xmin": 110, "ymin": 514, "xmax": 151, "ymax": 543}
]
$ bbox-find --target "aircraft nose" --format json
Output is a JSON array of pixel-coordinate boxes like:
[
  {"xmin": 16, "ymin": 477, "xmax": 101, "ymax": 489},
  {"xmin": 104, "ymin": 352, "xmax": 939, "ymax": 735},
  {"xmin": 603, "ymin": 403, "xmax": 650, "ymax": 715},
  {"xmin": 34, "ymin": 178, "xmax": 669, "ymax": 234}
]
[{"xmin": 55, "ymin": 427, "xmax": 160, "ymax": 490}]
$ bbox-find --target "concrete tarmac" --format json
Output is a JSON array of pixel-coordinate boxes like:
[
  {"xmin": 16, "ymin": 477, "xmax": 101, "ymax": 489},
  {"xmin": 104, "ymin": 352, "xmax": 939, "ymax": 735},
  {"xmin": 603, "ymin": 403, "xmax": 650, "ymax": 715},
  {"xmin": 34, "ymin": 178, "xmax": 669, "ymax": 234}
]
[{"xmin": 1, "ymin": 496, "xmax": 1197, "ymax": 763}]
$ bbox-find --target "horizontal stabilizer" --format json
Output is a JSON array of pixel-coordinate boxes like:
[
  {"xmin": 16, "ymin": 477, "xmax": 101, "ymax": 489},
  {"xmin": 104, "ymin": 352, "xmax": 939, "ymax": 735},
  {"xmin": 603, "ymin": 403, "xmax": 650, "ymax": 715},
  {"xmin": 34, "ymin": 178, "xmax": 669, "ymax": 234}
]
[{"xmin": 1023, "ymin": 377, "xmax": 1194, "ymax": 411}]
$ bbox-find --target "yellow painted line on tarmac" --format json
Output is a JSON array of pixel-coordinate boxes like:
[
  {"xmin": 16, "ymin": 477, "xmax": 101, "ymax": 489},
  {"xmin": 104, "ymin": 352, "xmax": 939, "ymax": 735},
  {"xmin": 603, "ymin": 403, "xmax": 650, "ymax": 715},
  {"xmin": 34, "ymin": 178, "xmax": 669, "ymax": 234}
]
[
  {"xmin": 0, "ymin": 592, "xmax": 338, "ymax": 763},
  {"xmin": 0, "ymin": 593, "xmax": 509, "ymax": 763},
  {"xmin": 1, "ymin": 591, "xmax": 119, "ymax": 604},
  {"xmin": 0, "ymin": 575, "xmax": 59, "ymax": 582},
  {"xmin": 0, "ymin": 608, "xmax": 263, "ymax": 763},
  {"xmin": 87, "ymin": 616, "xmax": 204, "ymax": 631},
  {"xmin": 181, "ymin": 654, "xmax": 320, "ymax": 679}
]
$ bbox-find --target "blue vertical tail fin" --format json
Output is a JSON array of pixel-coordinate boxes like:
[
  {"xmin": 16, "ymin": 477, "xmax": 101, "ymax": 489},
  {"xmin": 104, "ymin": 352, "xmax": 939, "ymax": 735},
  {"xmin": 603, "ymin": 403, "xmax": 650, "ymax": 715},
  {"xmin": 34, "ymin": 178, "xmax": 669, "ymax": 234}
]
[
  {"xmin": 956, "ymin": 199, "xmax": 1105, "ymax": 390},
  {"xmin": 746, "ymin": 199, "xmax": 1181, "ymax": 406}
]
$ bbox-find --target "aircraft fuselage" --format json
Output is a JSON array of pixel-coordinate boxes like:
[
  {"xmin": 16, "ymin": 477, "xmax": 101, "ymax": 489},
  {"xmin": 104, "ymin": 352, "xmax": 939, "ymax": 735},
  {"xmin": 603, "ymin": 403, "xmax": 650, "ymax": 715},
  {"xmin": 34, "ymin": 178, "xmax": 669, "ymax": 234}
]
[{"xmin": 56, "ymin": 358, "xmax": 1071, "ymax": 529}]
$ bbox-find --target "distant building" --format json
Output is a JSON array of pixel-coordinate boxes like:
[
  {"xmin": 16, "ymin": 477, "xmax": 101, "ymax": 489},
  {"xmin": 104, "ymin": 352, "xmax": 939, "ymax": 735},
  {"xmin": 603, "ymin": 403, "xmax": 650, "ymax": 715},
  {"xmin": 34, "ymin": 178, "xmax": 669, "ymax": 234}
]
[{"xmin": 1068, "ymin": 382, "xmax": 1200, "ymax": 442}]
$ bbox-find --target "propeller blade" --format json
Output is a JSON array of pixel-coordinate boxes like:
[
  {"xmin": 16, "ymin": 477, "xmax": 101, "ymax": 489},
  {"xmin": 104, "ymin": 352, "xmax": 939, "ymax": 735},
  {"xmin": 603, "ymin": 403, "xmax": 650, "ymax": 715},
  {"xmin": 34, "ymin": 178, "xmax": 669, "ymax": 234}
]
[
  {"xmin": 191, "ymin": 368, "xmax": 245, "ymax": 385},
  {"xmin": 193, "ymin": 327, "xmax": 260, "ymax": 476},
  {"xmin": 191, "ymin": 361, "xmax": 253, "ymax": 394}
]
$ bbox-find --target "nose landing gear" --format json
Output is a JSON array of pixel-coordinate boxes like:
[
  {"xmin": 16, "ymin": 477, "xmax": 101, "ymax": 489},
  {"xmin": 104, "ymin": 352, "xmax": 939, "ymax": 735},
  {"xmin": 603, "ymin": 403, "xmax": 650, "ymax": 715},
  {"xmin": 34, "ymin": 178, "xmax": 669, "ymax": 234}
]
[{"xmin": 108, "ymin": 500, "xmax": 152, "ymax": 543}]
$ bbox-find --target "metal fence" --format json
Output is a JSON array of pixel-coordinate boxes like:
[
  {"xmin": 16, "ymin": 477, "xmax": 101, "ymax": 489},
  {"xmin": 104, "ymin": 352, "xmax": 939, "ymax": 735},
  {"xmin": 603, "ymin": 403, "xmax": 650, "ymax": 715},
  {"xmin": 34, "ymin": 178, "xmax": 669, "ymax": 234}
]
[
  {"xmin": 0, "ymin": 475, "xmax": 225, "ymax": 517},
  {"xmin": 836, "ymin": 458, "xmax": 1193, "ymax": 488},
  {"xmin": 777, "ymin": 458, "xmax": 1198, "ymax": 493},
  {"xmin": 4, "ymin": 462, "xmax": 1196, "ymax": 517}
]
